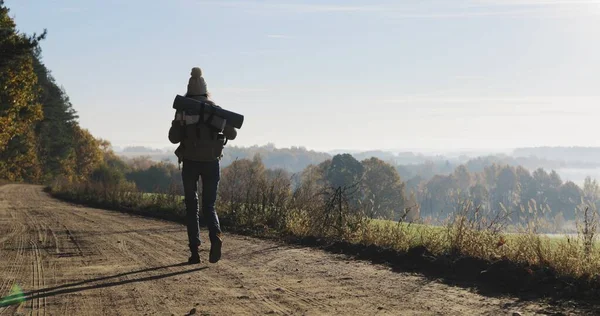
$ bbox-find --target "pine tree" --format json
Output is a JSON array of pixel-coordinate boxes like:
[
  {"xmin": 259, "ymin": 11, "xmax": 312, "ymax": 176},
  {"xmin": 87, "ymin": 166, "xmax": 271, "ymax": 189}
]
[{"xmin": 32, "ymin": 50, "xmax": 79, "ymax": 181}]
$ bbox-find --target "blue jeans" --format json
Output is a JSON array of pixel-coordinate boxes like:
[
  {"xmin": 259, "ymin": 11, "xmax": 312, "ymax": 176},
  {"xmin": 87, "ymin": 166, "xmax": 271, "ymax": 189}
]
[{"xmin": 182, "ymin": 159, "xmax": 222, "ymax": 252}]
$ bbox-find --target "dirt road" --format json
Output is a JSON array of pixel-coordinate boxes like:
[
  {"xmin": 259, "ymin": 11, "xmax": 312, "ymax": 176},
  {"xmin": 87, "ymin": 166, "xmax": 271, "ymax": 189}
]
[{"xmin": 0, "ymin": 184, "xmax": 588, "ymax": 315}]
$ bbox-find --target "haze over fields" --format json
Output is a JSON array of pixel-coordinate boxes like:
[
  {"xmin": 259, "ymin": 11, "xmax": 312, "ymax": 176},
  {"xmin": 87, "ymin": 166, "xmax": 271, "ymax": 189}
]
[{"xmin": 5, "ymin": 0, "xmax": 599, "ymax": 152}]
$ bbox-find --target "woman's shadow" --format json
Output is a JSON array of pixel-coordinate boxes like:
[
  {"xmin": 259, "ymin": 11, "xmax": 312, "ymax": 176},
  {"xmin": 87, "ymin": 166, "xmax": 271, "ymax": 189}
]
[{"xmin": 1, "ymin": 262, "xmax": 207, "ymax": 306}]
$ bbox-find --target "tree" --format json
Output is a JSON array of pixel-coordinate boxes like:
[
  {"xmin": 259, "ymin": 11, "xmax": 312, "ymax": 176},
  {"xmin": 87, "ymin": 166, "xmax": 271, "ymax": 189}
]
[
  {"xmin": 219, "ymin": 159, "xmax": 251, "ymax": 207},
  {"xmin": 557, "ymin": 181, "xmax": 582, "ymax": 220},
  {"xmin": 300, "ymin": 164, "xmax": 326, "ymax": 192},
  {"xmin": 360, "ymin": 157, "xmax": 406, "ymax": 219},
  {"xmin": 452, "ymin": 165, "xmax": 472, "ymax": 194},
  {"xmin": 290, "ymin": 163, "xmax": 327, "ymax": 211},
  {"xmin": 405, "ymin": 175, "xmax": 424, "ymax": 198},
  {"xmin": 583, "ymin": 177, "xmax": 600, "ymax": 201},
  {"xmin": 489, "ymin": 166, "xmax": 521, "ymax": 222},
  {"xmin": 482, "ymin": 164, "xmax": 500, "ymax": 190},
  {"xmin": 91, "ymin": 164, "xmax": 126, "ymax": 187},
  {"xmin": 97, "ymin": 138, "xmax": 129, "ymax": 174},
  {"xmin": 323, "ymin": 154, "xmax": 364, "ymax": 188},
  {"xmin": 1, "ymin": 1, "xmax": 141, "ymax": 185},
  {"xmin": 126, "ymin": 162, "xmax": 179, "ymax": 192},
  {"xmin": 529, "ymin": 168, "xmax": 562, "ymax": 216},
  {"xmin": 421, "ymin": 174, "xmax": 455, "ymax": 219},
  {"xmin": 0, "ymin": 1, "xmax": 46, "ymax": 70},
  {"xmin": 32, "ymin": 51, "xmax": 79, "ymax": 181},
  {"xmin": 124, "ymin": 155, "xmax": 155, "ymax": 171},
  {"xmin": 532, "ymin": 168, "xmax": 550, "ymax": 198},
  {"xmin": 549, "ymin": 170, "xmax": 563, "ymax": 190},
  {"xmin": 469, "ymin": 183, "xmax": 490, "ymax": 213},
  {"xmin": 218, "ymin": 155, "xmax": 267, "ymax": 210},
  {"xmin": 71, "ymin": 126, "xmax": 103, "ymax": 181},
  {"xmin": 582, "ymin": 176, "xmax": 600, "ymax": 211},
  {"xmin": 404, "ymin": 191, "xmax": 420, "ymax": 222},
  {"xmin": 515, "ymin": 166, "xmax": 536, "ymax": 207},
  {"xmin": 0, "ymin": 1, "xmax": 46, "ymax": 181},
  {"xmin": 0, "ymin": 129, "xmax": 42, "ymax": 182}
]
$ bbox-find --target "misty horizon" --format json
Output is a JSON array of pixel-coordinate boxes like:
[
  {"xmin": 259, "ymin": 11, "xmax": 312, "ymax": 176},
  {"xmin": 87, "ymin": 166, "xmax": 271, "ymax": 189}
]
[
  {"xmin": 112, "ymin": 143, "xmax": 600, "ymax": 157},
  {"xmin": 114, "ymin": 144, "xmax": 600, "ymax": 188},
  {"xmin": 5, "ymin": 0, "xmax": 599, "ymax": 152}
]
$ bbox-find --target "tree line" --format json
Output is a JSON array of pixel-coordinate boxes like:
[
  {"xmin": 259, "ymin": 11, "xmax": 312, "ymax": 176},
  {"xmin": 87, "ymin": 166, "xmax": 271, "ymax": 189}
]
[
  {"xmin": 0, "ymin": 2, "xmax": 112, "ymax": 183},
  {"xmin": 116, "ymin": 144, "xmax": 600, "ymax": 200},
  {"xmin": 112, "ymin": 150, "xmax": 598, "ymax": 232}
]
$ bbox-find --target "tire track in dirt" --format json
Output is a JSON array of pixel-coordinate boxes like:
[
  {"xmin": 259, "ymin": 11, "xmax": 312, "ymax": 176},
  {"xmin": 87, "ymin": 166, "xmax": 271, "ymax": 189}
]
[
  {"xmin": 59, "ymin": 209, "xmax": 184, "ymax": 315},
  {"xmin": 20, "ymin": 203, "xmax": 48, "ymax": 316},
  {"xmin": 1, "ymin": 188, "xmax": 59, "ymax": 316},
  {"xmin": 29, "ymin": 239, "xmax": 46, "ymax": 316},
  {"xmin": 52, "ymin": 216, "xmax": 163, "ymax": 315},
  {"xmin": 0, "ymin": 209, "xmax": 26, "ymax": 245},
  {"xmin": 49, "ymin": 226, "xmax": 60, "ymax": 255},
  {"xmin": 0, "ymin": 235, "xmax": 26, "ymax": 316},
  {"xmin": 0, "ymin": 184, "xmax": 595, "ymax": 316},
  {"xmin": 56, "ymin": 201, "xmax": 208, "ymax": 315},
  {"xmin": 0, "ymin": 217, "xmax": 20, "ymax": 304},
  {"xmin": 45, "ymin": 195, "xmax": 258, "ymax": 311},
  {"xmin": 0, "ymin": 187, "xmax": 31, "ymax": 316}
]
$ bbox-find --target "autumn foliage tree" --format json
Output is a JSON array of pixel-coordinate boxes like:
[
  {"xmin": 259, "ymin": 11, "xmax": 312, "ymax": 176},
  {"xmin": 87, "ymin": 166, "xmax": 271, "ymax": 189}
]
[
  {"xmin": 360, "ymin": 157, "xmax": 406, "ymax": 220},
  {"xmin": 0, "ymin": 1, "xmax": 46, "ymax": 181},
  {"xmin": 0, "ymin": 1, "xmax": 106, "ymax": 183}
]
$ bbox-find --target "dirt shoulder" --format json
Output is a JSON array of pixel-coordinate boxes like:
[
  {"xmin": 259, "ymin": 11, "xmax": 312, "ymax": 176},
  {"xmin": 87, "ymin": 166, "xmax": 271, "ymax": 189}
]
[{"xmin": 0, "ymin": 184, "xmax": 594, "ymax": 315}]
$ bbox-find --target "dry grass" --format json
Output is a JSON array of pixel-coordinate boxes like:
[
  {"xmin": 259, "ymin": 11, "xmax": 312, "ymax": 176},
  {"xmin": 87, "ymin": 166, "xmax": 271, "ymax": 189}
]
[
  {"xmin": 47, "ymin": 169, "xmax": 600, "ymax": 283},
  {"xmin": 362, "ymin": 218, "xmax": 600, "ymax": 279},
  {"xmin": 48, "ymin": 178, "xmax": 186, "ymax": 220}
]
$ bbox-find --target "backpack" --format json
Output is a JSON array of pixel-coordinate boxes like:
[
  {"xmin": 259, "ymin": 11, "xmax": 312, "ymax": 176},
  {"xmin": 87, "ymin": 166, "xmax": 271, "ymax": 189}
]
[{"xmin": 173, "ymin": 103, "xmax": 228, "ymax": 163}]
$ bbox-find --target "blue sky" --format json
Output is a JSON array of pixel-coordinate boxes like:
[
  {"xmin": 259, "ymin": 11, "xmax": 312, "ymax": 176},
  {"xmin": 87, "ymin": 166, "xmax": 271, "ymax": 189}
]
[{"xmin": 5, "ymin": 0, "xmax": 600, "ymax": 152}]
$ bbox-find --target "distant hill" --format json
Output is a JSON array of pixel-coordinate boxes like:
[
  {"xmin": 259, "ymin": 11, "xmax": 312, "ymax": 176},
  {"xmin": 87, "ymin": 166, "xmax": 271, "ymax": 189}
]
[
  {"xmin": 513, "ymin": 147, "xmax": 600, "ymax": 164},
  {"xmin": 114, "ymin": 145, "xmax": 453, "ymax": 173},
  {"xmin": 114, "ymin": 145, "xmax": 600, "ymax": 179},
  {"xmin": 116, "ymin": 144, "xmax": 331, "ymax": 173}
]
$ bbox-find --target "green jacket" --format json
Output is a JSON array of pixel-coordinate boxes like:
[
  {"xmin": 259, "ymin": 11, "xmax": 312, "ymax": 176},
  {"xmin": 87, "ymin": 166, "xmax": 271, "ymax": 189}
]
[{"xmin": 168, "ymin": 115, "xmax": 237, "ymax": 162}]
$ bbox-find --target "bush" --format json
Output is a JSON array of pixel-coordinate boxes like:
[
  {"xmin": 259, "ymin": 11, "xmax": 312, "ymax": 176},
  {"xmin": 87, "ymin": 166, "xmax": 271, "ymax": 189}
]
[
  {"xmin": 125, "ymin": 162, "xmax": 181, "ymax": 192},
  {"xmin": 91, "ymin": 164, "xmax": 127, "ymax": 187}
]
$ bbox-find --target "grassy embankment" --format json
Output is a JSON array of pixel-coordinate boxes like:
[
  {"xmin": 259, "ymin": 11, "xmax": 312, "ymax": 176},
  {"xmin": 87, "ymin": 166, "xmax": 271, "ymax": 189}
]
[{"xmin": 47, "ymin": 179, "xmax": 600, "ymax": 302}]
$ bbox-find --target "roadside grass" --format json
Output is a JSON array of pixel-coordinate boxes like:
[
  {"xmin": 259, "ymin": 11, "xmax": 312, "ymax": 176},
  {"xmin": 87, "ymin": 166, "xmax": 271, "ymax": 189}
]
[
  {"xmin": 46, "ymin": 178, "xmax": 600, "ymax": 302},
  {"xmin": 50, "ymin": 180, "xmax": 600, "ymax": 278},
  {"xmin": 370, "ymin": 218, "xmax": 600, "ymax": 249},
  {"xmin": 365, "ymin": 217, "xmax": 600, "ymax": 278},
  {"xmin": 140, "ymin": 192, "xmax": 184, "ymax": 201}
]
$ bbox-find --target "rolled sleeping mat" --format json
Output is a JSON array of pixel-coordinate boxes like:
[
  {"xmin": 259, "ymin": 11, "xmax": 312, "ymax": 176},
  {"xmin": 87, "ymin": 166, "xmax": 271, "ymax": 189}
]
[
  {"xmin": 174, "ymin": 111, "xmax": 227, "ymax": 132},
  {"xmin": 172, "ymin": 95, "xmax": 244, "ymax": 129}
]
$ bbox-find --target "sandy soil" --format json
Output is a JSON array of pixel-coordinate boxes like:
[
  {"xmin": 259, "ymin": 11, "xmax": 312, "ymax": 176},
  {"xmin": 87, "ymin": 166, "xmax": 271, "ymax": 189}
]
[{"xmin": 0, "ymin": 184, "xmax": 590, "ymax": 315}]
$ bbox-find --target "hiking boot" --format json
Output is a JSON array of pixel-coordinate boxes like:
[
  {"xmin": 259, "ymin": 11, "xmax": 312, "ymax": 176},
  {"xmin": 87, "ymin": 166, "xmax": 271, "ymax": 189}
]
[
  {"xmin": 188, "ymin": 252, "xmax": 201, "ymax": 264},
  {"xmin": 209, "ymin": 234, "xmax": 222, "ymax": 263},
  {"xmin": 188, "ymin": 246, "xmax": 201, "ymax": 264}
]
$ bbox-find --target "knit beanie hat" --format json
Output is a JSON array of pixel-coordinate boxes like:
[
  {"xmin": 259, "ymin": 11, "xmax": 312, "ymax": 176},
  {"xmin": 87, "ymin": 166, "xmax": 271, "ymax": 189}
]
[{"xmin": 186, "ymin": 67, "xmax": 208, "ymax": 99}]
